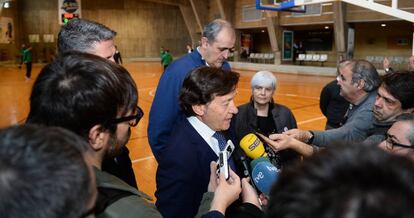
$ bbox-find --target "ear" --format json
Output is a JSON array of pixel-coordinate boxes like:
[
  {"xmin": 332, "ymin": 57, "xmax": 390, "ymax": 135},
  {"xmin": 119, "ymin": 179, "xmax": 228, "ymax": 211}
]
[
  {"xmin": 201, "ymin": 37, "xmax": 209, "ymax": 48},
  {"xmin": 88, "ymin": 125, "xmax": 107, "ymax": 151},
  {"xmin": 357, "ymin": 79, "xmax": 365, "ymax": 90},
  {"xmin": 192, "ymin": 104, "xmax": 205, "ymax": 116}
]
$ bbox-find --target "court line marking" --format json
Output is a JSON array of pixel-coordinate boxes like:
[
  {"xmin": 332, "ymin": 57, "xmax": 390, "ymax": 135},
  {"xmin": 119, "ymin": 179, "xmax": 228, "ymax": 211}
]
[
  {"xmin": 297, "ymin": 116, "xmax": 326, "ymax": 125},
  {"xmin": 132, "ymin": 155, "xmax": 154, "ymax": 163}
]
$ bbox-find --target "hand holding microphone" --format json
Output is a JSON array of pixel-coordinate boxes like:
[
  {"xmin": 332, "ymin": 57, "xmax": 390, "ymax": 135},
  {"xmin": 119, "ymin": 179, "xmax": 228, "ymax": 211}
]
[
  {"xmin": 208, "ymin": 161, "xmax": 242, "ymax": 215},
  {"xmin": 257, "ymin": 132, "xmax": 314, "ymax": 157}
]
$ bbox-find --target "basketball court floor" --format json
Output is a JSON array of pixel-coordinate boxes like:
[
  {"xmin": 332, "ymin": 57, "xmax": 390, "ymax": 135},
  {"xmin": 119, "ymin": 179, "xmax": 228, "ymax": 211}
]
[{"xmin": 0, "ymin": 61, "xmax": 334, "ymax": 200}]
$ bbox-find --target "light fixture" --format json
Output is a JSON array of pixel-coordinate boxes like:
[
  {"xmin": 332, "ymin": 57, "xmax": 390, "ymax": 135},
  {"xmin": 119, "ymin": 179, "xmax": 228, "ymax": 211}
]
[
  {"xmin": 261, "ymin": 29, "xmax": 266, "ymax": 33},
  {"xmin": 3, "ymin": 1, "xmax": 10, "ymax": 8},
  {"xmin": 381, "ymin": 23, "xmax": 386, "ymax": 27},
  {"xmin": 324, "ymin": 26, "xmax": 329, "ymax": 29}
]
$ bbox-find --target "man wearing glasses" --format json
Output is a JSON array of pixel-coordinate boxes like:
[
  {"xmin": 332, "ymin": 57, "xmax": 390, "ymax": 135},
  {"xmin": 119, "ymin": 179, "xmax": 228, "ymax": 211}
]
[
  {"xmin": 379, "ymin": 113, "xmax": 414, "ymax": 158},
  {"xmin": 25, "ymin": 52, "xmax": 158, "ymax": 217},
  {"xmin": 259, "ymin": 70, "xmax": 414, "ymax": 156}
]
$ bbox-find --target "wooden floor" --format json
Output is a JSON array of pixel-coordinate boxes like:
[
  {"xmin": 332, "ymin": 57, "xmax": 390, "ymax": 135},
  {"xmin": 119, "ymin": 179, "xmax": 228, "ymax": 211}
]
[{"xmin": 0, "ymin": 61, "xmax": 334, "ymax": 200}]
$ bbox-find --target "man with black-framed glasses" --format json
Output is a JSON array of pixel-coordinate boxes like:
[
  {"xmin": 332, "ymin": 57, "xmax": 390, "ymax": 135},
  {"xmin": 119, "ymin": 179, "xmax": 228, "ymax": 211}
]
[
  {"xmin": 379, "ymin": 113, "xmax": 414, "ymax": 158},
  {"xmin": 26, "ymin": 52, "xmax": 158, "ymax": 217}
]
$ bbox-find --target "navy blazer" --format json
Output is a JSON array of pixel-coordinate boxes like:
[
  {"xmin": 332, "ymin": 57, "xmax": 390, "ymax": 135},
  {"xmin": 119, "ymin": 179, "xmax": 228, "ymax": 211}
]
[{"xmin": 155, "ymin": 118, "xmax": 241, "ymax": 218}]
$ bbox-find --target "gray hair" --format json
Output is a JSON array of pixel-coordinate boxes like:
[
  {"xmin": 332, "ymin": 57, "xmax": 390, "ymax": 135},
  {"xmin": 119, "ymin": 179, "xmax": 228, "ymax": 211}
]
[
  {"xmin": 202, "ymin": 19, "xmax": 234, "ymax": 43},
  {"xmin": 250, "ymin": 71, "xmax": 277, "ymax": 91},
  {"xmin": 349, "ymin": 60, "xmax": 381, "ymax": 92},
  {"xmin": 395, "ymin": 113, "xmax": 414, "ymax": 146},
  {"xmin": 58, "ymin": 19, "xmax": 116, "ymax": 54}
]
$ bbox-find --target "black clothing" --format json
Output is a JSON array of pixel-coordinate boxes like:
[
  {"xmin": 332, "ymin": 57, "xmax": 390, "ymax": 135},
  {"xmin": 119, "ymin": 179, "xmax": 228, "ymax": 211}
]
[
  {"xmin": 319, "ymin": 80, "xmax": 349, "ymax": 129},
  {"xmin": 102, "ymin": 146, "xmax": 138, "ymax": 189}
]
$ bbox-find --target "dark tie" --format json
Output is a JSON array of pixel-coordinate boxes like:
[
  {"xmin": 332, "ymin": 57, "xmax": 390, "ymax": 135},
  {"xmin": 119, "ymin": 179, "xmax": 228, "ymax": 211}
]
[{"xmin": 213, "ymin": 132, "xmax": 227, "ymax": 151}]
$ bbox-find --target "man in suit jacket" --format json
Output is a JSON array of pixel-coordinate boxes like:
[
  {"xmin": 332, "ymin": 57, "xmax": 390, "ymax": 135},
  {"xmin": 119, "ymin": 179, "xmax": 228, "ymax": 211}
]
[
  {"xmin": 155, "ymin": 67, "xmax": 262, "ymax": 218},
  {"xmin": 148, "ymin": 19, "xmax": 236, "ymax": 162}
]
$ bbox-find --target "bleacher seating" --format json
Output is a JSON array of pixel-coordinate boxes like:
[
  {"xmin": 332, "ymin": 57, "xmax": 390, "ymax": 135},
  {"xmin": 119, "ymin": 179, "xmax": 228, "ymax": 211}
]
[
  {"xmin": 247, "ymin": 53, "xmax": 275, "ymax": 64},
  {"xmin": 296, "ymin": 53, "xmax": 328, "ymax": 66}
]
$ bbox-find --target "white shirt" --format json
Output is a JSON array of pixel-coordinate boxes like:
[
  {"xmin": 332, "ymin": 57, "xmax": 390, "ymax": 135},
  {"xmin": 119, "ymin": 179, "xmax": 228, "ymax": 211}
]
[
  {"xmin": 196, "ymin": 46, "xmax": 210, "ymax": 67},
  {"xmin": 187, "ymin": 116, "xmax": 221, "ymax": 156}
]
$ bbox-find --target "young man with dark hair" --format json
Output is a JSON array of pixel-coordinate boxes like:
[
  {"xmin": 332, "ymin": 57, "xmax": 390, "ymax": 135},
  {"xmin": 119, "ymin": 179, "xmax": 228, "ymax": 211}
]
[
  {"xmin": 0, "ymin": 124, "xmax": 96, "ymax": 218},
  {"xmin": 57, "ymin": 18, "xmax": 137, "ymax": 189},
  {"xmin": 26, "ymin": 52, "xmax": 156, "ymax": 217}
]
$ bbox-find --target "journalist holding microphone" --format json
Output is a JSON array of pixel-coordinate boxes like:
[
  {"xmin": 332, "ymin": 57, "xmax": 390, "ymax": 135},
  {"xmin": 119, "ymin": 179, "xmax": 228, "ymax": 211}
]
[{"xmin": 232, "ymin": 71, "xmax": 300, "ymax": 169}]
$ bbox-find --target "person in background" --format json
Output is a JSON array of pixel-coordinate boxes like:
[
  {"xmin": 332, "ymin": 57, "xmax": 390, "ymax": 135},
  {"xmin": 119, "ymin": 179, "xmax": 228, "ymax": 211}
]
[
  {"xmin": 114, "ymin": 45, "xmax": 123, "ymax": 64},
  {"xmin": 161, "ymin": 49, "xmax": 173, "ymax": 70},
  {"xmin": 383, "ymin": 55, "xmax": 414, "ymax": 73},
  {"xmin": 23, "ymin": 45, "xmax": 32, "ymax": 80},
  {"xmin": 18, "ymin": 43, "xmax": 26, "ymax": 69},
  {"xmin": 0, "ymin": 124, "xmax": 96, "ymax": 218},
  {"xmin": 319, "ymin": 61, "xmax": 351, "ymax": 129},
  {"xmin": 186, "ymin": 44, "xmax": 194, "ymax": 53},
  {"xmin": 232, "ymin": 70, "xmax": 299, "ymax": 169}
]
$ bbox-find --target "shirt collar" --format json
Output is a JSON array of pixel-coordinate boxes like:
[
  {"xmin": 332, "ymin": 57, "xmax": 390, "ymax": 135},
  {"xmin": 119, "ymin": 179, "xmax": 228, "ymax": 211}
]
[{"xmin": 187, "ymin": 116, "xmax": 220, "ymax": 155}]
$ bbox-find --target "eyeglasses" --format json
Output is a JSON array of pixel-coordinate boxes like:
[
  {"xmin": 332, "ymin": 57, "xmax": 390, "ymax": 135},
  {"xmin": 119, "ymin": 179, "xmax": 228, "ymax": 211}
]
[
  {"xmin": 112, "ymin": 106, "xmax": 144, "ymax": 127},
  {"xmin": 384, "ymin": 133, "xmax": 414, "ymax": 150}
]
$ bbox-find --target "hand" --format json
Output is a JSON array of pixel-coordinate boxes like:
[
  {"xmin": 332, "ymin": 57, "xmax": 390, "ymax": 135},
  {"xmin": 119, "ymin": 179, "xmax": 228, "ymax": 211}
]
[
  {"xmin": 207, "ymin": 161, "xmax": 219, "ymax": 192},
  {"xmin": 284, "ymin": 129, "xmax": 312, "ymax": 143},
  {"xmin": 258, "ymin": 193, "xmax": 268, "ymax": 206},
  {"xmin": 209, "ymin": 167, "xmax": 242, "ymax": 214},
  {"xmin": 241, "ymin": 177, "xmax": 262, "ymax": 209},
  {"xmin": 257, "ymin": 133, "xmax": 294, "ymax": 152},
  {"xmin": 383, "ymin": 56, "xmax": 390, "ymax": 70}
]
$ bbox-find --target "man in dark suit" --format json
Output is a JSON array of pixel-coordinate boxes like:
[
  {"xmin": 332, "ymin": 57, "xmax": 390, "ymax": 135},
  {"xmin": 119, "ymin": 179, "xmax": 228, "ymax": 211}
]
[{"xmin": 155, "ymin": 67, "xmax": 262, "ymax": 218}]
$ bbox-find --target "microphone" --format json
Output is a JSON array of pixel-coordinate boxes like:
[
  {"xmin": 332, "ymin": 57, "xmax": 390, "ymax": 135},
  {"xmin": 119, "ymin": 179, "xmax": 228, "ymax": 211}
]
[
  {"xmin": 240, "ymin": 133, "xmax": 267, "ymax": 159},
  {"xmin": 251, "ymin": 161, "xmax": 279, "ymax": 196},
  {"xmin": 250, "ymin": 156, "xmax": 269, "ymax": 170}
]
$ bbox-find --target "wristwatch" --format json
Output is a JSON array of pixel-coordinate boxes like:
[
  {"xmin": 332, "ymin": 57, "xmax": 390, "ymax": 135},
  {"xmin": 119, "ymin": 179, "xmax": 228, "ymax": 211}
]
[{"xmin": 307, "ymin": 131, "xmax": 315, "ymax": 144}]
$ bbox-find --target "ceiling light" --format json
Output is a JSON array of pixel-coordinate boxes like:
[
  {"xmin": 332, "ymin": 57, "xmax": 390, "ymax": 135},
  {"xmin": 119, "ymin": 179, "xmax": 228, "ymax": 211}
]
[
  {"xmin": 3, "ymin": 1, "xmax": 10, "ymax": 8},
  {"xmin": 381, "ymin": 23, "xmax": 386, "ymax": 27}
]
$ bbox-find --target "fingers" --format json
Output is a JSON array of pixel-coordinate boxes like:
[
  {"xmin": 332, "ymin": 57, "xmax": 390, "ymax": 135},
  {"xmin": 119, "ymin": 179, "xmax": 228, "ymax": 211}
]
[{"xmin": 208, "ymin": 161, "xmax": 219, "ymax": 192}]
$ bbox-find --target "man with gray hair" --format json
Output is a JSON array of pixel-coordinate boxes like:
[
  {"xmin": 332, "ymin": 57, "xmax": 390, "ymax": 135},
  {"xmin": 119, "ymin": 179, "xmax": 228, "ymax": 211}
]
[
  {"xmin": 57, "ymin": 19, "xmax": 137, "ymax": 189},
  {"xmin": 148, "ymin": 19, "xmax": 236, "ymax": 161},
  {"xmin": 285, "ymin": 59, "xmax": 381, "ymax": 147},
  {"xmin": 58, "ymin": 18, "xmax": 117, "ymax": 61},
  {"xmin": 378, "ymin": 113, "xmax": 414, "ymax": 159}
]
